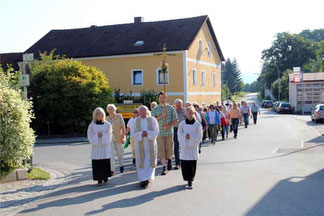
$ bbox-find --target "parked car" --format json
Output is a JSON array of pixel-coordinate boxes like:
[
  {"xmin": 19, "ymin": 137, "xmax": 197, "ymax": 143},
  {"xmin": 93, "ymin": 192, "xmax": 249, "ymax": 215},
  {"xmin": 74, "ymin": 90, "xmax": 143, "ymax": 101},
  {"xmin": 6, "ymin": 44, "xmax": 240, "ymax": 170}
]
[
  {"xmin": 264, "ymin": 100, "xmax": 273, "ymax": 108},
  {"xmin": 277, "ymin": 102, "xmax": 294, "ymax": 114},
  {"xmin": 311, "ymin": 104, "xmax": 324, "ymax": 123},
  {"xmin": 273, "ymin": 101, "xmax": 282, "ymax": 112},
  {"xmin": 262, "ymin": 100, "xmax": 273, "ymax": 108}
]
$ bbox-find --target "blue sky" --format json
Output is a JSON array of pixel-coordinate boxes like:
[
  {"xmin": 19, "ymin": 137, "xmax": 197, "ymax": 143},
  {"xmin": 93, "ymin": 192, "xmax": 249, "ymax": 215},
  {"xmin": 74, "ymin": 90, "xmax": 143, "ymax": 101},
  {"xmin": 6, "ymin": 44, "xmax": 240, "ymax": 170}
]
[{"xmin": 1, "ymin": 0, "xmax": 323, "ymax": 83}]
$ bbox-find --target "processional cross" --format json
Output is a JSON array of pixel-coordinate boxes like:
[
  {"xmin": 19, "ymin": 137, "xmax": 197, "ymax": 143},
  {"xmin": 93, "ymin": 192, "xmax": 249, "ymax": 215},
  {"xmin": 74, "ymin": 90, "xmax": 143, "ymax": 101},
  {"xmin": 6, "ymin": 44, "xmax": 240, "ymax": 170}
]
[{"xmin": 154, "ymin": 43, "xmax": 176, "ymax": 128}]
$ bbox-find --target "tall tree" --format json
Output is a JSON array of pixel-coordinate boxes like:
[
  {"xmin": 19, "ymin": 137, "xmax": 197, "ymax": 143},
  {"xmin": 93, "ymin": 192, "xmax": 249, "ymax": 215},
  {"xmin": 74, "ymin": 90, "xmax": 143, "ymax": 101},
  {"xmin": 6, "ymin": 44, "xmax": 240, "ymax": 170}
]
[
  {"xmin": 299, "ymin": 29, "xmax": 324, "ymax": 42},
  {"xmin": 222, "ymin": 58, "xmax": 243, "ymax": 94},
  {"xmin": 262, "ymin": 32, "xmax": 315, "ymax": 76},
  {"xmin": 303, "ymin": 40, "xmax": 324, "ymax": 72}
]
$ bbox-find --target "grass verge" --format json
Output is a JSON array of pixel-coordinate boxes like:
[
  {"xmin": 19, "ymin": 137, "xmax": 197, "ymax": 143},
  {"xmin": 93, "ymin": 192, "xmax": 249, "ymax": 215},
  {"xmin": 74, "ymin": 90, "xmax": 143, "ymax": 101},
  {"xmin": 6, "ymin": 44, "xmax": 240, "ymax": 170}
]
[
  {"xmin": 232, "ymin": 92, "xmax": 250, "ymax": 102},
  {"xmin": 27, "ymin": 167, "xmax": 50, "ymax": 180}
]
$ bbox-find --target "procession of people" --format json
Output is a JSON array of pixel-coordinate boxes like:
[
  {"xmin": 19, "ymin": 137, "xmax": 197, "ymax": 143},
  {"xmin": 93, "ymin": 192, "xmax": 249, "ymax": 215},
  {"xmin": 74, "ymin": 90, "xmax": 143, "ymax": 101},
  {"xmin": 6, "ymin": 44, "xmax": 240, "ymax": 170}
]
[{"xmin": 87, "ymin": 91, "xmax": 260, "ymax": 189}]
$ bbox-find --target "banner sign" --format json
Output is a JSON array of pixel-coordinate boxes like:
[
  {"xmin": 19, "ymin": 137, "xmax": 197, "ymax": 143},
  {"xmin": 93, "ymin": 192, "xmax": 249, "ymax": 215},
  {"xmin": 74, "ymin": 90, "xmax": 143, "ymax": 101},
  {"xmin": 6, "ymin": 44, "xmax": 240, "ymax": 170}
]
[{"xmin": 116, "ymin": 103, "xmax": 142, "ymax": 119}]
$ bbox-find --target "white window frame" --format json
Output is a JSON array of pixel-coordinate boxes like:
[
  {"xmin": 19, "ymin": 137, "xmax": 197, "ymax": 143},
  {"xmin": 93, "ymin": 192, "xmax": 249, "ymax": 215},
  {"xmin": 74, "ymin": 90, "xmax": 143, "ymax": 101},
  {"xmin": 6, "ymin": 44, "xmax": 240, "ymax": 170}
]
[
  {"xmin": 192, "ymin": 69, "xmax": 197, "ymax": 85},
  {"xmin": 213, "ymin": 73, "xmax": 216, "ymax": 87},
  {"xmin": 156, "ymin": 68, "xmax": 169, "ymax": 86},
  {"xmin": 131, "ymin": 69, "xmax": 143, "ymax": 86},
  {"xmin": 198, "ymin": 39, "xmax": 203, "ymax": 55},
  {"xmin": 207, "ymin": 42, "xmax": 211, "ymax": 58},
  {"xmin": 201, "ymin": 71, "xmax": 206, "ymax": 86}
]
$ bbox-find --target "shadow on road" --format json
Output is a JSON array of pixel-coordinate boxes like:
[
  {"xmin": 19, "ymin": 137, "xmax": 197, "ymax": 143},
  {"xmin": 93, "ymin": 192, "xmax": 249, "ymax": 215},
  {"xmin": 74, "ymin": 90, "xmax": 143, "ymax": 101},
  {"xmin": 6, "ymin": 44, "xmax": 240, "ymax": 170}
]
[
  {"xmin": 307, "ymin": 120, "xmax": 324, "ymax": 125},
  {"xmin": 2, "ymin": 161, "xmax": 141, "ymax": 210},
  {"xmin": 85, "ymin": 185, "xmax": 184, "ymax": 215},
  {"xmin": 245, "ymin": 169, "xmax": 324, "ymax": 216},
  {"xmin": 18, "ymin": 169, "xmax": 143, "ymax": 214}
]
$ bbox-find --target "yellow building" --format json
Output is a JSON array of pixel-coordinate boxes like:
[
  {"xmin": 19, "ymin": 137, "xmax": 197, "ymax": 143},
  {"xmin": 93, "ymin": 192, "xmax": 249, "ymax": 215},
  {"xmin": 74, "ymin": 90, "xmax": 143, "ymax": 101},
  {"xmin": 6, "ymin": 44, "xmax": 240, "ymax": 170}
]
[{"xmin": 25, "ymin": 15, "xmax": 225, "ymax": 105}]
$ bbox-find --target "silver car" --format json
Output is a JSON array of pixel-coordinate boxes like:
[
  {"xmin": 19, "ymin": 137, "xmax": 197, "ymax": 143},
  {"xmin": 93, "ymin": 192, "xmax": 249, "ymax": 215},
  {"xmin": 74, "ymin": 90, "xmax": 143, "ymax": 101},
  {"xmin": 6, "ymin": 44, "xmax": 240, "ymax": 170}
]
[{"xmin": 311, "ymin": 104, "xmax": 324, "ymax": 123}]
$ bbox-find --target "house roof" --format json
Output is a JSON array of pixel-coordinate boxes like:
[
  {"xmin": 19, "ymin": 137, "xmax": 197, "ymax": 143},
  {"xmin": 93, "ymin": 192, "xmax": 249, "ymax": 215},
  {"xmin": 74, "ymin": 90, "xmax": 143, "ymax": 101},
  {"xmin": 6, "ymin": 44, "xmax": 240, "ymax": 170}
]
[
  {"xmin": 0, "ymin": 52, "xmax": 23, "ymax": 71},
  {"xmin": 25, "ymin": 15, "xmax": 225, "ymax": 61},
  {"xmin": 289, "ymin": 72, "xmax": 324, "ymax": 82}
]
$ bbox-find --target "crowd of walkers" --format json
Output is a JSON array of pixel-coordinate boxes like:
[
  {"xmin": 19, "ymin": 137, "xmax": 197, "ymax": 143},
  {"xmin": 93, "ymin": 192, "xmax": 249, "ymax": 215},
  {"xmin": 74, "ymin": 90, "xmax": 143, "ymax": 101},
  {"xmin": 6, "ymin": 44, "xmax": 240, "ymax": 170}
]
[{"xmin": 87, "ymin": 92, "xmax": 261, "ymax": 189}]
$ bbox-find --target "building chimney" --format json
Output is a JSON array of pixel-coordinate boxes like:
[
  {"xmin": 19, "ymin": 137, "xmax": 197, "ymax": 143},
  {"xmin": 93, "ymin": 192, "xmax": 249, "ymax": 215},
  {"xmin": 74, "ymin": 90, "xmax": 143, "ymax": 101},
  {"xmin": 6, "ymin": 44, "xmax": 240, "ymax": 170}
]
[{"xmin": 134, "ymin": 17, "xmax": 144, "ymax": 23}]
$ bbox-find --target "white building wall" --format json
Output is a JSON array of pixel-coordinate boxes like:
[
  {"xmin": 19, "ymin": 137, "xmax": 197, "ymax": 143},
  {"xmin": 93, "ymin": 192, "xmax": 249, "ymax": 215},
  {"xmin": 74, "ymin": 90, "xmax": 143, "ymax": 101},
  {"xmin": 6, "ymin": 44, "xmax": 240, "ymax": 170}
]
[{"xmin": 289, "ymin": 82, "xmax": 297, "ymax": 110}]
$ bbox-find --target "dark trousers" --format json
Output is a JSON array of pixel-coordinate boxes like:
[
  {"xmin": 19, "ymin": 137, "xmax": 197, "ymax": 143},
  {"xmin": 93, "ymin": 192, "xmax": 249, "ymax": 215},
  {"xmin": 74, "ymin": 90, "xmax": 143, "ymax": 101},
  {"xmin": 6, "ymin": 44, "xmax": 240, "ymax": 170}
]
[
  {"xmin": 231, "ymin": 118, "xmax": 239, "ymax": 137},
  {"xmin": 202, "ymin": 125, "xmax": 207, "ymax": 142},
  {"xmin": 208, "ymin": 124, "xmax": 218, "ymax": 143},
  {"xmin": 181, "ymin": 160, "xmax": 197, "ymax": 182},
  {"xmin": 92, "ymin": 159, "xmax": 111, "ymax": 181},
  {"xmin": 221, "ymin": 124, "xmax": 228, "ymax": 139},
  {"xmin": 243, "ymin": 113, "xmax": 249, "ymax": 127},
  {"xmin": 173, "ymin": 127, "xmax": 180, "ymax": 166},
  {"xmin": 252, "ymin": 112, "xmax": 258, "ymax": 124}
]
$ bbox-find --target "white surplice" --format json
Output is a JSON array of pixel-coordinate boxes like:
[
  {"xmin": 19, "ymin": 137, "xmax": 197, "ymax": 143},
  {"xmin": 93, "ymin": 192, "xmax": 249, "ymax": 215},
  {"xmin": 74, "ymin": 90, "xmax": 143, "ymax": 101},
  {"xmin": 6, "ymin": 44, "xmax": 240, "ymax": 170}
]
[
  {"xmin": 131, "ymin": 117, "xmax": 159, "ymax": 182},
  {"xmin": 87, "ymin": 121, "xmax": 112, "ymax": 160},
  {"xmin": 178, "ymin": 120, "xmax": 203, "ymax": 161}
]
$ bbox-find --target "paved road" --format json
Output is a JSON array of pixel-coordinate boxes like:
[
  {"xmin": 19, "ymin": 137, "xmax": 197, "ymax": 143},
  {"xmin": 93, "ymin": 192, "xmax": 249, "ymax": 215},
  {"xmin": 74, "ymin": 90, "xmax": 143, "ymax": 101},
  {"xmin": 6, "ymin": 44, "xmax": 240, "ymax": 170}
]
[{"xmin": 13, "ymin": 93, "xmax": 324, "ymax": 216}]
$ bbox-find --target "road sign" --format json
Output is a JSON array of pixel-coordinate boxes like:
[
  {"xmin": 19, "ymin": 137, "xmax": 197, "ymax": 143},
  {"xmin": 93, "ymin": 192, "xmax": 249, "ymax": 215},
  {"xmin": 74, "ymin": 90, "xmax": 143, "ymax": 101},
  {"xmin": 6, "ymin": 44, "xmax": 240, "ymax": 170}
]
[{"xmin": 19, "ymin": 74, "xmax": 30, "ymax": 86}]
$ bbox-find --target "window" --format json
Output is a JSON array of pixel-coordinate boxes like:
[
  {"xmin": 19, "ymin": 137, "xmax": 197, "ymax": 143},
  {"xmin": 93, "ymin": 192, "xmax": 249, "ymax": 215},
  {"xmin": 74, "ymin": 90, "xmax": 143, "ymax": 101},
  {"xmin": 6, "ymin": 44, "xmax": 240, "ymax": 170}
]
[
  {"xmin": 201, "ymin": 71, "xmax": 206, "ymax": 86},
  {"xmin": 213, "ymin": 73, "xmax": 216, "ymax": 87},
  {"xmin": 156, "ymin": 69, "xmax": 169, "ymax": 85},
  {"xmin": 192, "ymin": 69, "xmax": 197, "ymax": 85},
  {"xmin": 207, "ymin": 42, "xmax": 211, "ymax": 57},
  {"xmin": 131, "ymin": 70, "xmax": 143, "ymax": 86},
  {"xmin": 199, "ymin": 39, "xmax": 203, "ymax": 54}
]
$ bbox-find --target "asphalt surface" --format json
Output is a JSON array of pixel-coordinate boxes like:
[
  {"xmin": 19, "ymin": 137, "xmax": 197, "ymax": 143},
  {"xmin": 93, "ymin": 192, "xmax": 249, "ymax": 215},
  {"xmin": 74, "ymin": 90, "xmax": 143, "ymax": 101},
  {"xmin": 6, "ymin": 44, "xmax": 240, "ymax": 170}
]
[{"xmin": 15, "ymin": 93, "xmax": 324, "ymax": 216}]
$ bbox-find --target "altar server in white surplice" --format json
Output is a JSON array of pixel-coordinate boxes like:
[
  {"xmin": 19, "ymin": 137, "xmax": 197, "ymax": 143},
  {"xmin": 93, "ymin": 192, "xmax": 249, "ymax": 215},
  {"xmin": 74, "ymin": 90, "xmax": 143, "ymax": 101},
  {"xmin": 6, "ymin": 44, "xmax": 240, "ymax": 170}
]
[
  {"xmin": 87, "ymin": 107, "xmax": 112, "ymax": 185},
  {"xmin": 178, "ymin": 106, "xmax": 203, "ymax": 189},
  {"xmin": 131, "ymin": 105, "xmax": 159, "ymax": 188}
]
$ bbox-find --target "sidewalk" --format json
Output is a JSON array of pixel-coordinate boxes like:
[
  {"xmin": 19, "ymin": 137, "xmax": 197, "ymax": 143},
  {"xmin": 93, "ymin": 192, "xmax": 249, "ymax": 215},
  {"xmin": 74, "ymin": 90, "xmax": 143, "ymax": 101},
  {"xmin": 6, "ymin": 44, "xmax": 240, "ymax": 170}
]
[
  {"xmin": 36, "ymin": 137, "xmax": 88, "ymax": 145},
  {"xmin": 287, "ymin": 114, "xmax": 324, "ymax": 136},
  {"xmin": 0, "ymin": 164, "xmax": 74, "ymax": 216}
]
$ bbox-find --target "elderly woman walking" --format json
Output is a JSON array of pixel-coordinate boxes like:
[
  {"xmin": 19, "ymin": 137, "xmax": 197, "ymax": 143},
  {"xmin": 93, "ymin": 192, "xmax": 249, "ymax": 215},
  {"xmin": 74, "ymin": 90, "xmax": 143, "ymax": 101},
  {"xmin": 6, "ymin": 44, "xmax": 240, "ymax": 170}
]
[
  {"xmin": 178, "ymin": 106, "xmax": 203, "ymax": 189},
  {"xmin": 87, "ymin": 107, "xmax": 112, "ymax": 185},
  {"xmin": 106, "ymin": 104, "xmax": 126, "ymax": 175}
]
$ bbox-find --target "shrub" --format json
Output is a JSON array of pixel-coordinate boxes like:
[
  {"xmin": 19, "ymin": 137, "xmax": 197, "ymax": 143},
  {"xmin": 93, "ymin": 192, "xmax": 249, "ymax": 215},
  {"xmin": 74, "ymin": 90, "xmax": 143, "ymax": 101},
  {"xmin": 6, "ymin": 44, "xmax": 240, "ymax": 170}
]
[
  {"xmin": 0, "ymin": 66, "xmax": 36, "ymax": 169},
  {"xmin": 29, "ymin": 54, "xmax": 114, "ymax": 135}
]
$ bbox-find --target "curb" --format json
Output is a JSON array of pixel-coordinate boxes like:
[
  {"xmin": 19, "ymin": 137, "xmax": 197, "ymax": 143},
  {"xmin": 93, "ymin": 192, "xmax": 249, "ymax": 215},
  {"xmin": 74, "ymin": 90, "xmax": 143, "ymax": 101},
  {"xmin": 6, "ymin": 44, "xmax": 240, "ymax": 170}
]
[{"xmin": 36, "ymin": 139, "xmax": 88, "ymax": 145}]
